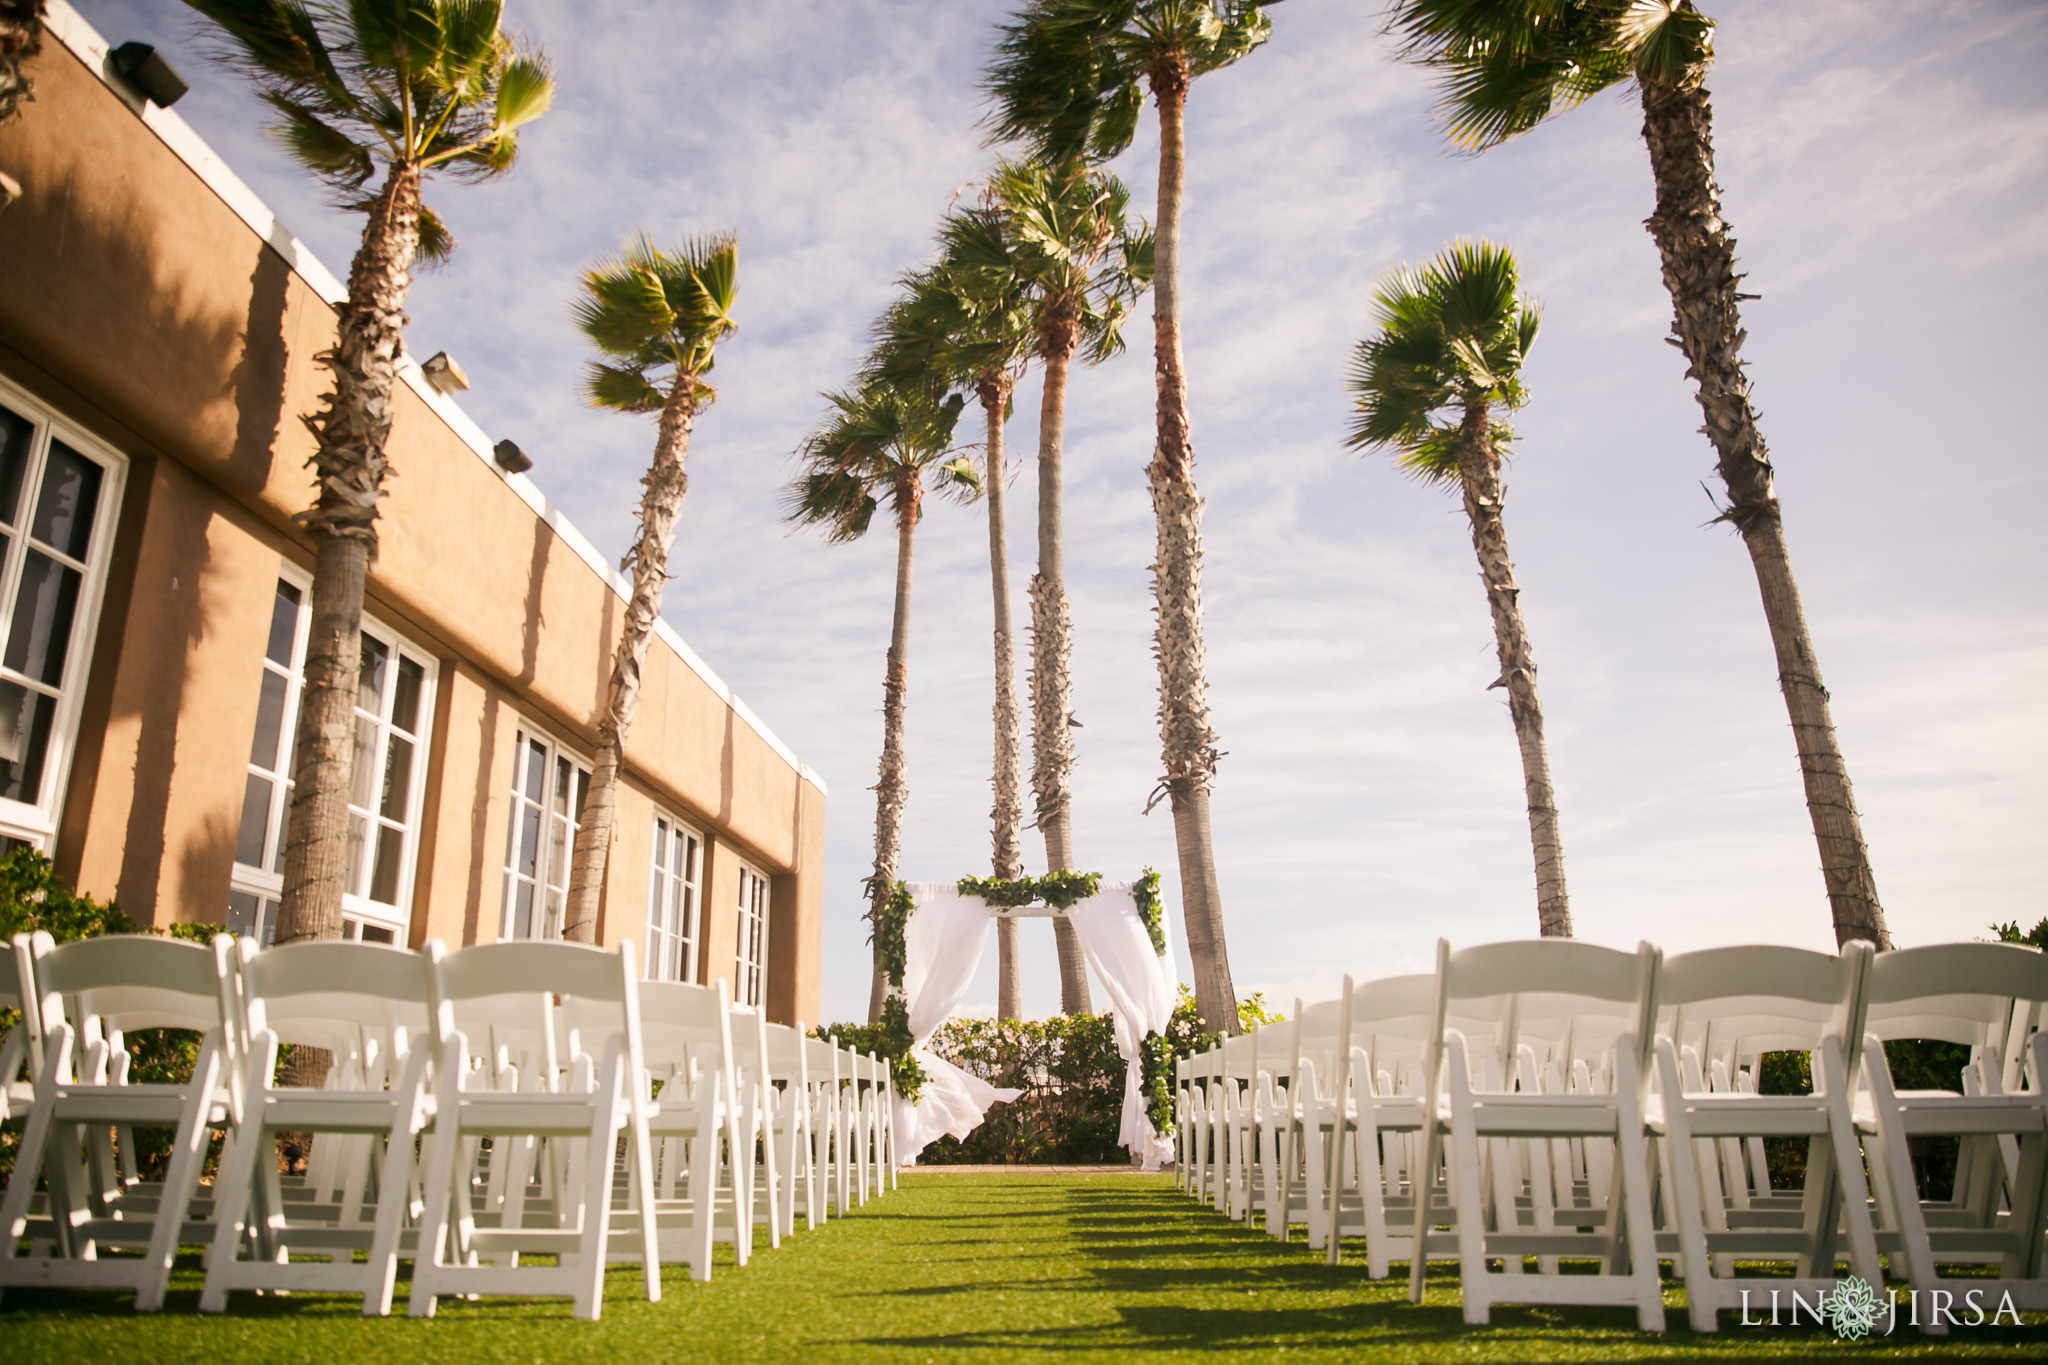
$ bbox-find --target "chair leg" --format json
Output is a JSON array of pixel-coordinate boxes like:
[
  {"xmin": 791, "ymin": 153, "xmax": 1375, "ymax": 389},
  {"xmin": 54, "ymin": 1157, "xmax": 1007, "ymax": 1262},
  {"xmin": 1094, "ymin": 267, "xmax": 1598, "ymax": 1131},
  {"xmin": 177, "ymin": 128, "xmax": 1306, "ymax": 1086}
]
[
  {"xmin": 199, "ymin": 1111, "xmax": 270, "ymax": 1314},
  {"xmin": 407, "ymin": 1054, "xmax": 469, "ymax": 1319},
  {"xmin": 136, "ymin": 1042, "xmax": 223, "ymax": 1312},
  {"xmin": 1612, "ymin": 1050, "xmax": 1666, "ymax": 1333}
]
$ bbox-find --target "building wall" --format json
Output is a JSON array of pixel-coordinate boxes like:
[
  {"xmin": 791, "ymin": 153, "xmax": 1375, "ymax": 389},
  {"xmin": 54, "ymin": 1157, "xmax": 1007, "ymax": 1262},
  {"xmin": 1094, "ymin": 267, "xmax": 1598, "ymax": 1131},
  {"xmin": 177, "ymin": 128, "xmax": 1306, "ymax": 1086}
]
[{"xmin": 0, "ymin": 22, "xmax": 824, "ymax": 1024}]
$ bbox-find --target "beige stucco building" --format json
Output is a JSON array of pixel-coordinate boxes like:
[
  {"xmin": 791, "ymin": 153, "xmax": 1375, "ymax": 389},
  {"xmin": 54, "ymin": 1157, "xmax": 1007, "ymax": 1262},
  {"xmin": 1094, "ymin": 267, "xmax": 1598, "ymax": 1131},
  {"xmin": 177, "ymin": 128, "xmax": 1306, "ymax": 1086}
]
[{"xmin": 0, "ymin": 6, "xmax": 826, "ymax": 1025}]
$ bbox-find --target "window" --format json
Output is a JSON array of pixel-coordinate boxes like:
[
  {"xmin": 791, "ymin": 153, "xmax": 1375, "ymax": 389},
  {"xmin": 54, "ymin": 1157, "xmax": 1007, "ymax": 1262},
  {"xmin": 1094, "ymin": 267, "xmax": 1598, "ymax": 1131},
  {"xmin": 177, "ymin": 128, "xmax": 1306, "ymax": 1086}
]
[
  {"xmin": 499, "ymin": 727, "xmax": 590, "ymax": 941},
  {"xmin": 645, "ymin": 812, "xmax": 701, "ymax": 983},
  {"xmin": 226, "ymin": 573, "xmax": 435, "ymax": 945},
  {"xmin": 0, "ymin": 382, "xmax": 126, "ymax": 848},
  {"xmin": 734, "ymin": 861, "xmax": 770, "ymax": 1010}
]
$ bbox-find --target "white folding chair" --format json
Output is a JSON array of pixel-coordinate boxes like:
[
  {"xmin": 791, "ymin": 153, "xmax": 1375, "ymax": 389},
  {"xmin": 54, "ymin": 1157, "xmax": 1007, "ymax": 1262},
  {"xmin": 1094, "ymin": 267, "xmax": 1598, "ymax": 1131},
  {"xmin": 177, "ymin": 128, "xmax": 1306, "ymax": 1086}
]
[
  {"xmin": 1410, "ymin": 938, "xmax": 1666, "ymax": 1332},
  {"xmin": 409, "ymin": 939, "xmax": 659, "ymax": 1320},
  {"xmin": 1856, "ymin": 942, "xmax": 2048, "ymax": 1317},
  {"xmin": 1319, "ymin": 973, "xmax": 1437, "ymax": 1277},
  {"xmin": 806, "ymin": 1033, "xmax": 850, "ymax": 1217},
  {"xmin": 1649, "ymin": 942, "xmax": 1884, "ymax": 1330},
  {"xmin": 764, "ymin": 1021, "xmax": 819, "ymax": 1234},
  {"xmin": 0, "ymin": 930, "xmax": 236, "ymax": 1311},
  {"xmin": 200, "ymin": 938, "xmax": 442, "ymax": 1315},
  {"xmin": 1, "ymin": 933, "xmax": 45, "ymax": 1127},
  {"xmin": 730, "ymin": 1005, "xmax": 782, "ymax": 1256},
  {"xmin": 637, "ymin": 975, "xmax": 739, "ymax": 1283}
]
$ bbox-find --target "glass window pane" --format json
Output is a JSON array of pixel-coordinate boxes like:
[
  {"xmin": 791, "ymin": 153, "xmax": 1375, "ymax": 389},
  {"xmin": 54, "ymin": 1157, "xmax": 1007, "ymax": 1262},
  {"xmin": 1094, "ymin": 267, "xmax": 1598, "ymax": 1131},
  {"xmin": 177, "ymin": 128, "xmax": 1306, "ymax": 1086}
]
[
  {"xmin": 249, "ymin": 668, "xmax": 288, "ymax": 768},
  {"xmin": 381, "ymin": 733, "xmax": 413, "ymax": 819},
  {"xmin": 30, "ymin": 441, "xmax": 101, "ymax": 560},
  {"xmin": 344, "ymin": 812, "xmax": 368, "ymax": 897},
  {"xmin": 349, "ymin": 715, "xmax": 376, "ymax": 807},
  {"xmin": 518, "ymin": 802, "xmax": 541, "ymax": 878},
  {"xmin": 574, "ymin": 768, "xmax": 589, "ymax": 819},
  {"xmin": 392, "ymin": 656, "xmax": 423, "ymax": 734},
  {"xmin": 3, "ymin": 550, "xmax": 82, "ymax": 686},
  {"xmin": 0, "ymin": 680, "xmax": 56, "ymax": 803},
  {"xmin": 552, "ymin": 756, "xmax": 569, "ymax": 817},
  {"xmin": 547, "ymin": 813, "xmax": 568, "ymax": 891},
  {"xmin": 544, "ymin": 887, "xmax": 563, "ymax": 940},
  {"xmin": 369, "ymin": 823, "xmax": 404, "ymax": 905},
  {"xmin": 524, "ymin": 738, "xmax": 545, "ymax": 802},
  {"xmin": 266, "ymin": 581, "xmax": 301, "ymax": 666},
  {"xmin": 227, "ymin": 888, "xmax": 262, "ymax": 938},
  {"xmin": 272, "ymin": 790, "xmax": 290, "ymax": 873},
  {"xmin": 0, "ymin": 405, "xmax": 31, "ymax": 528},
  {"xmin": 357, "ymin": 635, "xmax": 389, "ymax": 714},
  {"xmin": 513, "ymin": 879, "xmax": 535, "ymax": 939},
  {"xmin": 235, "ymin": 772, "xmax": 273, "ymax": 866}
]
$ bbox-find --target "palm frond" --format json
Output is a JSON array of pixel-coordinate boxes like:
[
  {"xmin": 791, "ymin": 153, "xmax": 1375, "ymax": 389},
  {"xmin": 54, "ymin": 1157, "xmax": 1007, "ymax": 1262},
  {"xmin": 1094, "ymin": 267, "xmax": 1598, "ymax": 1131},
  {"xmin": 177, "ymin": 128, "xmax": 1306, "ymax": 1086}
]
[{"xmin": 584, "ymin": 361, "xmax": 666, "ymax": 414}]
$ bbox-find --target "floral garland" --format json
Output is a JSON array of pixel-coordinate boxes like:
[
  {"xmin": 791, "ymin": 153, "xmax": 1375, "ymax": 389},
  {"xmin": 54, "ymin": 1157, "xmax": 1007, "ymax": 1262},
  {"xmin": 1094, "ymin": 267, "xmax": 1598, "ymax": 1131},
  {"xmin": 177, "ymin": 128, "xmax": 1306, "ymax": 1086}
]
[
  {"xmin": 876, "ymin": 994, "xmax": 924, "ymax": 1103},
  {"xmin": 955, "ymin": 870, "xmax": 1103, "ymax": 910},
  {"xmin": 1138, "ymin": 1028, "xmax": 1174, "ymax": 1135},
  {"xmin": 1131, "ymin": 867, "xmax": 1166, "ymax": 955}
]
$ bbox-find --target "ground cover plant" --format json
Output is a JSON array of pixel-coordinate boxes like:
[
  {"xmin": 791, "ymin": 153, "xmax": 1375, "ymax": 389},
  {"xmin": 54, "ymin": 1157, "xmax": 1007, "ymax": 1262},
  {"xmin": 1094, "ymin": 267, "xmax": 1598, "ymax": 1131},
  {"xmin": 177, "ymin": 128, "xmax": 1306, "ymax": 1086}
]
[{"xmin": 5, "ymin": 1172, "xmax": 2043, "ymax": 1362}]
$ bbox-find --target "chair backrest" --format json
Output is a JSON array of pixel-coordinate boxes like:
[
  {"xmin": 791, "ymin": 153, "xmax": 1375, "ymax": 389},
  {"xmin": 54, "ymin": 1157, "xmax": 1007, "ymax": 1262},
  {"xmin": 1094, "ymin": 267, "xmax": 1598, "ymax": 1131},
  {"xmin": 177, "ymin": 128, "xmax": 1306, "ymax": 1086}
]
[
  {"xmin": 1657, "ymin": 942, "xmax": 1872, "ymax": 1079},
  {"xmin": 34, "ymin": 930, "xmax": 230, "ymax": 1039},
  {"xmin": 436, "ymin": 939, "xmax": 643, "ymax": 1081},
  {"xmin": 765, "ymin": 1021, "xmax": 811, "ymax": 1089},
  {"xmin": 1429, "ymin": 938, "xmax": 1659, "ymax": 1099},
  {"xmin": 1863, "ymin": 942, "xmax": 2048, "ymax": 1054},
  {"xmin": 804, "ymin": 1033, "xmax": 840, "ymax": 1087},
  {"xmin": 239, "ymin": 938, "xmax": 440, "ymax": 1054}
]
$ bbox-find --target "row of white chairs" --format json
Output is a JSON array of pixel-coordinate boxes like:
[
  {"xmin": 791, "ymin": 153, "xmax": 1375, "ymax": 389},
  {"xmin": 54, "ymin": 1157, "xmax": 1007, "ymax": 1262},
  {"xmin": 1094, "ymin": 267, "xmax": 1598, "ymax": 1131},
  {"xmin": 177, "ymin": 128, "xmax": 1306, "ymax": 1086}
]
[
  {"xmin": 1174, "ymin": 938, "xmax": 2048, "ymax": 1334},
  {"xmin": 0, "ymin": 929, "xmax": 897, "ymax": 1318}
]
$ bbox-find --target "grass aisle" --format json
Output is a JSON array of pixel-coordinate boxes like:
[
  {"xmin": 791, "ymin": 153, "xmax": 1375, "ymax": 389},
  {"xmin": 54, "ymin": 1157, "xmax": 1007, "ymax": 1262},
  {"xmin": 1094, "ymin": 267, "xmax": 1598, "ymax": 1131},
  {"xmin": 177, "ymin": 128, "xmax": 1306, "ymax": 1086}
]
[{"xmin": 6, "ymin": 1173, "xmax": 2045, "ymax": 1361}]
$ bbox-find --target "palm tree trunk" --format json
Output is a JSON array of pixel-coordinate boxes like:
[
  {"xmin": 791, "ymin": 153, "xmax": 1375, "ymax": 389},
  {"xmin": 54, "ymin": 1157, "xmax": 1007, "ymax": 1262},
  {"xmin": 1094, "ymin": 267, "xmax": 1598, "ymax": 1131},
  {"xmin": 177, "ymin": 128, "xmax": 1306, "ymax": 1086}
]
[
  {"xmin": 563, "ymin": 384, "xmax": 697, "ymax": 942},
  {"xmin": 1456, "ymin": 403, "xmax": 1570, "ymax": 936},
  {"xmin": 1638, "ymin": 78, "xmax": 1888, "ymax": 950},
  {"xmin": 1146, "ymin": 56, "xmax": 1237, "ymax": 1035},
  {"xmin": 1029, "ymin": 322, "xmax": 1092, "ymax": 1015},
  {"xmin": 277, "ymin": 160, "xmax": 420, "ymax": 947},
  {"xmin": 867, "ymin": 477, "xmax": 921, "ymax": 1023},
  {"xmin": 981, "ymin": 377, "xmax": 1027, "ymax": 1022}
]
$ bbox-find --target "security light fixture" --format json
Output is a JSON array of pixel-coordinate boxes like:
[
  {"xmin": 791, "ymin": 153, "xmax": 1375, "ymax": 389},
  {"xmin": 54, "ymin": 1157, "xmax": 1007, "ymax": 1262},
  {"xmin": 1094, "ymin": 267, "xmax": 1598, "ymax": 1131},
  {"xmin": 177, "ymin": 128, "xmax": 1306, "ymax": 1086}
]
[
  {"xmin": 492, "ymin": 440, "xmax": 533, "ymax": 475},
  {"xmin": 110, "ymin": 43, "xmax": 188, "ymax": 109},
  {"xmin": 421, "ymin": 351, "xmax": 470, "ymax": 396}
]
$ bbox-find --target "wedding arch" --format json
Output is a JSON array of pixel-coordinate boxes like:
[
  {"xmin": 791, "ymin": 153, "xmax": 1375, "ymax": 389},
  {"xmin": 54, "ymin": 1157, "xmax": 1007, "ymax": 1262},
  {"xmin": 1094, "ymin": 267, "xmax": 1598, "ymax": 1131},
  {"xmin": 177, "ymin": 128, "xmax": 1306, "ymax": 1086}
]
[{"xmin": 876, "ymin": 873, "xmax": 1178, "ymax": 1170}]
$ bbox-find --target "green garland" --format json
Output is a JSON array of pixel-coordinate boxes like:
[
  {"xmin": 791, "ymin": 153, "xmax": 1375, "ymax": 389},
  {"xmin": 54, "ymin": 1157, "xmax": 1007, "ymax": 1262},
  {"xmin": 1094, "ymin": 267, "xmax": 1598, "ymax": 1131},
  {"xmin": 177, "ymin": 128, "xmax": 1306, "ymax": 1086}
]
[
  {"xmin": 876, "ymin": 995, "xmax": 925, "ymax": 1103},
  {"xmin": 873, "ymin": 880, "xmax": 913, "ymax": 988},
  {"xmin": 1138, "ymin": 1029, "xmax": 1174, "ymax": 1135},
  {"xmin": 957, "ymin": 871, "xmax": 1102, "ymax": 910},
  {"xmin": 1131, "ymin": 867, "xmax": 1166, "ymax": 955}
]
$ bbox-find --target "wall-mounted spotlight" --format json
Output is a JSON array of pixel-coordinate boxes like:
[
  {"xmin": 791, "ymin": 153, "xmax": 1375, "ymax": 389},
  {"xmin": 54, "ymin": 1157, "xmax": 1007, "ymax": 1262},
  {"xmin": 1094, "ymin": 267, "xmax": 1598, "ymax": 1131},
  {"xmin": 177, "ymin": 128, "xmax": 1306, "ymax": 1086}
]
[
  {"xmin": 492, "ymin": 440, "xmax": 533, "ymax": 475},
  {"xmin": 111, "ymin": 43, "xmax": 188, "ymax": 109}
]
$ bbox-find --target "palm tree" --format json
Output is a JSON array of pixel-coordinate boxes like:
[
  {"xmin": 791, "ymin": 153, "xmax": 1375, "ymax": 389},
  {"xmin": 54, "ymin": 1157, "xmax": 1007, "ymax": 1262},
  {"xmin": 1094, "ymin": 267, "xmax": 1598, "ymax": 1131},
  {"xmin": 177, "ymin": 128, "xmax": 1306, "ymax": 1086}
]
[
  {"xmin": 187, "ymin": 0, "xmax": 552, "ymax": 946},
  {"xmin": 0, "ymin": 0, "xmax": 42, "ymax": 208},
  {"xmin": 1384, "ymin": 1, "xmax": 1889, "ymax": 950},
  {"xmin": 1347, "ymin": 241, "xmax": 1569, "ymax": 937},
  {"xmin": 872, "ymin": 221, "xmax": 1036, "ymax": 1020},
  {"xmin": 985, "ymin": 0, "xmax": 1273, "ymax": 1034},
  {"xmin": 788, "ymin": 378, "xmax": 978, "ymax": 1020},
  {"xmin": 560, "ymin": 235, "xmax": 739, "ymax": 943}
]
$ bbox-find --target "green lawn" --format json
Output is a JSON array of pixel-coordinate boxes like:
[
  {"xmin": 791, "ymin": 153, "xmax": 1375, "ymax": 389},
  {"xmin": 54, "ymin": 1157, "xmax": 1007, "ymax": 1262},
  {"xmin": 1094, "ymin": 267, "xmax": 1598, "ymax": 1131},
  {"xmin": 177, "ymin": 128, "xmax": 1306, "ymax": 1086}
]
[{"xmin": 5, "ymin": 1173, "xmax": 2044, "ymax": 1362}]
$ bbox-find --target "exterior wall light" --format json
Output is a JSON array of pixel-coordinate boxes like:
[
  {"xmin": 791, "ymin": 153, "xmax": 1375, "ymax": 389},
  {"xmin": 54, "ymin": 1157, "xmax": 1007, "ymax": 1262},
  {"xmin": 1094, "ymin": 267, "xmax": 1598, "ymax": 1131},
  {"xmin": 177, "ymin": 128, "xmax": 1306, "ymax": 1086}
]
[
  {"xmin": 492, "ymin": 440, "xmax": 533, "ymax": 474},
  {"xmin": 111, "ymin": 43, "xmax": 188, "ymax": 109},
  {"xmin": 421, "ymin": 351, "xmax": 470, "ymax": 395}
]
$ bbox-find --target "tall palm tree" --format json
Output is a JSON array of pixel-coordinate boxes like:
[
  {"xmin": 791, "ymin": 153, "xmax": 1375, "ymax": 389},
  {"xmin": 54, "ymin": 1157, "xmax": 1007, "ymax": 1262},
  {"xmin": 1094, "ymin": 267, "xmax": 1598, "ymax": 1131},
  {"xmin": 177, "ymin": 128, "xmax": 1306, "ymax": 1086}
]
[
  {"xmin": 561, "ymin": 235, "xmax": 739, "ymax": 943},
  {"xmin": 187, "ymin": 0, "xmax": 552, "ymax": 946},
  {"xmin": 1385, "ymin": 0, "xmax": 1889, "ymax": 950},
  {"xmin": 1347, "ymin": 241, "xmax": 1570, "ymax": 937},
  {"xmin": 872, "ymin": 221, "xmax": 1036, "ymax": 1020},
  {"xmin": 788, "ymin": 378, "xmax": 978, "ymax": 1020},
  {"xmin": 985, "ymin": 0, "xmax": 1273, "ymax": 1033},
  {"xmin": 0, "ymin": 1, "xmax": 43, "ymax": 121},
  {"xmin": 994, "ymin": 156, "xmax": 1149, "ymax": 1014}
]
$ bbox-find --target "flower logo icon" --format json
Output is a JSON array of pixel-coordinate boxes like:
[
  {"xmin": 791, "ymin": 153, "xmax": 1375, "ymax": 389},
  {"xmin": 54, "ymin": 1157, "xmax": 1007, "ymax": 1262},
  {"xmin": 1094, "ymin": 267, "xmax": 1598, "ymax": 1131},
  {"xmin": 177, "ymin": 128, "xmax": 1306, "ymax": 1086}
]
[{"xmin": 1824, "ymin": 1276, "xmax": 1886, "ymax": 1340}]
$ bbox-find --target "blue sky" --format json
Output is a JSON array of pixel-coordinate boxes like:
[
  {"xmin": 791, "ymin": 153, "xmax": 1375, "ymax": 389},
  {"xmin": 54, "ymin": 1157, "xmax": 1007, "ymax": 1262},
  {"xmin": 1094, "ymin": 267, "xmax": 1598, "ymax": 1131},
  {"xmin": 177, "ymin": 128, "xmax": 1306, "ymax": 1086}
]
[{"xmin": 71, "ymin": 1, "xmax": 2048, "ymax": 1023}]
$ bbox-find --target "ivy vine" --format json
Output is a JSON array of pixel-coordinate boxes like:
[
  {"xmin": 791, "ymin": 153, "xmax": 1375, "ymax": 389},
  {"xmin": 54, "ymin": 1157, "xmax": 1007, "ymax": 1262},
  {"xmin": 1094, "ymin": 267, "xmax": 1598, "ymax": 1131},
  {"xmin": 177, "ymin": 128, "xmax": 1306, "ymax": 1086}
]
[
  {"xmin": 873, "ymin": 880, "xmax": 913, "ymax": 988},
  {"xmin": 876, "ymin": 994, "xmax": 925, "ymax": 1103},
  {"xmin": 1035, "ymin": 870, "xmax": 1101, "ymax": 909},
  {"xmin": 1131, "ymin": 867, "xmax": 1166, "ymax": 955},
  {"xmin": 1139, "ymin": 1028, "xmax": 1174, "ymax": 1135}
]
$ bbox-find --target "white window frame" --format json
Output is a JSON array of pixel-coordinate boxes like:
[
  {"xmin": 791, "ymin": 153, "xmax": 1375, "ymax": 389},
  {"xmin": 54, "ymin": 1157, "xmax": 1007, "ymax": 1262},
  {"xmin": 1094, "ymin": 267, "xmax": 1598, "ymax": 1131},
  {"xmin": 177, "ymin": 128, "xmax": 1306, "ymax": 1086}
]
[
  {"xmin": 644, "ymin": 809, "xmax": 703, "ymax": 984},
  {"xmin": 0, "ymin": 374, "xmax": 129, "ymax": 851},
  {"xmin": 226, "ymin": 564, "xmax": 437, "ymax": 946},
  {"xmin": 734, "ymin": 859, "xmax": 770, "ymax": 1011},
  {"xmin": 498, "ymin": 723, "xmax": 591, "ymax": 942}
]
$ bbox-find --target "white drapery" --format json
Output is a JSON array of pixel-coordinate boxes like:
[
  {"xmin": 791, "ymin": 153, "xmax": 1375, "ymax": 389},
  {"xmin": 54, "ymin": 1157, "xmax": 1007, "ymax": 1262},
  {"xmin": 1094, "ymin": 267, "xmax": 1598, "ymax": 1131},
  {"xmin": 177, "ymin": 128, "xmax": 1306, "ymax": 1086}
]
[
  {"xmin": 891, "ymin": 879, "xmax": 1178, "ymax": 1170},
  {"xmin": 892, "ymin": 884, "xmax": 1021, "ymax": 1166},
  {"xmin": 1067, "ymin": 881, "xmax": 1177, "ymax": 1171}
]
